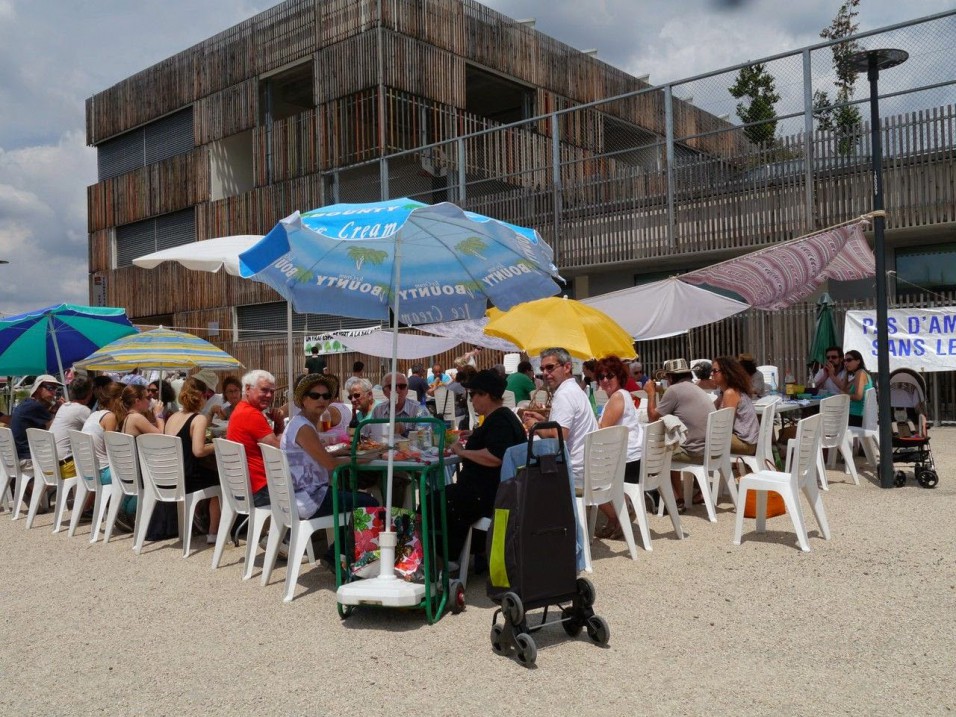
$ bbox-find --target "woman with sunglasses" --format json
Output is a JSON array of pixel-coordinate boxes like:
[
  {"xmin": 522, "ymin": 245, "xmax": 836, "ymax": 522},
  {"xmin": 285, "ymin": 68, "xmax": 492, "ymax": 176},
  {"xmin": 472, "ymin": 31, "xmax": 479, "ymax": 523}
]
[
  {"xmin": 146, "ymin": 379, "xmax": 177, "ymax": 420},
  {"xmin": 711, "ymin": 355, "xmax": 759, "ymax": 455},
  {"xmin": 280, "ymin": 374, "xmax": 379, "ymax": 520},
  {"xmin": 842, "ymin": 350, "xmax": 873, "ymax": 427},
  {"xmin": 593, "ymin": 355, "xmax": 644, "ymax": 540},
  {"xmin": 442, "ymin": 369, "xmax": 526, "ymax": 558}
]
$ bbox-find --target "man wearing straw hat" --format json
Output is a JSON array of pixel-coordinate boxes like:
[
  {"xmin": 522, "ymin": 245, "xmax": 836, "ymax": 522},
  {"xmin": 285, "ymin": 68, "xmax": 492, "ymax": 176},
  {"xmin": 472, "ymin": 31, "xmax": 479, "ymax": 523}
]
[{"xmin": 11, "ymin": 375, "xmax": 64, "ymax": 473}]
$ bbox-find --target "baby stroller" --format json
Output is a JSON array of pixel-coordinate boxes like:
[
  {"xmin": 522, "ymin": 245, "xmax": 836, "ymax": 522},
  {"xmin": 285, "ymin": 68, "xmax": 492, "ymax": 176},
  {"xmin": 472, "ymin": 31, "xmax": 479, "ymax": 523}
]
[{"xmin": 889, "ymin": 368, "xmax": 938, "ymax": 488}]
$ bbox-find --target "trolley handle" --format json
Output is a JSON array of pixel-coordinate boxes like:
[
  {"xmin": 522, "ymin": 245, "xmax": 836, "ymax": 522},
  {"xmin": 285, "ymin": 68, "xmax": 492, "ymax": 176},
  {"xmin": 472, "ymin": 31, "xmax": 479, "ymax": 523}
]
[{"xmin": 526, "ymin": 421, "xmax": 568, "ymax": 466}]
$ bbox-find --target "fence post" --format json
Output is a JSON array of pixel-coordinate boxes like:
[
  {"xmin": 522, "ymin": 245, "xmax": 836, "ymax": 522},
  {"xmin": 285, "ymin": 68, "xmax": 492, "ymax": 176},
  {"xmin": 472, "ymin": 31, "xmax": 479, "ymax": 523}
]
[
  {"xmin": 802, "ymin": 48, "xmax": 816, "ymax": 230},
  {"xmin": 665, "ymin": 84, "xmax": 676, "ymax": 250},
  {"xmin": 551, "ymin": 113, "xmax": 563, "ymax": 267}
]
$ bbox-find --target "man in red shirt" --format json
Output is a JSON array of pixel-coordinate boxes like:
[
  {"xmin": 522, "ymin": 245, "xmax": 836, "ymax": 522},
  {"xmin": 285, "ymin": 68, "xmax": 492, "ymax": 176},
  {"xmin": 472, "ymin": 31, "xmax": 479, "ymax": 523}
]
[{"xmin": 226, "ymin": 369, "xmax": 285, "ymax": 506}]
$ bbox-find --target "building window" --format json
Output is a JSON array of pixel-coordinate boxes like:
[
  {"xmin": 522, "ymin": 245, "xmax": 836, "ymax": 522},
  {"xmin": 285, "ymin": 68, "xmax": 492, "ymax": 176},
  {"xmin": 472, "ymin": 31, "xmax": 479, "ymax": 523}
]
[
  {"xmin": 895, "ymin": 243, "xmax": 956, "ymax": 296},
  {"xmin": 115, "ymin": 208, "xmax": 195, "ymax": 268},
  {"xmin": 96, "ymin": 108, "xmax": 194, "ymax": 182},
  {"xmin": 465, "ymin": 65, "xmax": 534, "ymax": 125},
  {"xmin": 235, "ymin": 302, "xmax": 381, "ymax": 341},
  {"xmin": 259, "ymin": 61, "xmax": 314, "ymax": 124}
]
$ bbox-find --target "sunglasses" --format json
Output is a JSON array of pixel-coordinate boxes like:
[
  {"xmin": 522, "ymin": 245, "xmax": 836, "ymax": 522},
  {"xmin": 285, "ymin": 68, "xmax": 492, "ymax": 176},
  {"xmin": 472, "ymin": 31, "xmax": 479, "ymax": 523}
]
[
  {"xmin": 348, "ymin": 392, "xmax": 364, "ymax": 400},
  {"xmin": 540, "ymin": 363, "xmax": 562, "ymax": 373},
  {"xmin": 467, "ymin": 390, "xmax": 487, "ymax": 399},
  {"xmin": 844, "ymin": 357, "xmax": 858, "ymax": 362},
  {"xmin": 147, "ymin": 387, "xmax": 159, "ymax": 393},
  {"xmin": 306, "ymin": 391, "xmax": 332, "ymax": 401},
  {"xmin": 595, "ymin": 373, "xmax": 613, "ymax": 381},
  {"xmin": 39, "ymin": 384, "xmax": 58, "ymax": 391}
]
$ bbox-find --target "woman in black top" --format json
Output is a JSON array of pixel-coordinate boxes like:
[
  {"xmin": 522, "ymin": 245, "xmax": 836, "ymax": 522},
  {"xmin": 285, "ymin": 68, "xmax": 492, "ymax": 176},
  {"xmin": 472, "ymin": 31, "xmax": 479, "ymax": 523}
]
[{"xmin": 443, "ymin": 369, "xmax": 526, "ymax": 557}]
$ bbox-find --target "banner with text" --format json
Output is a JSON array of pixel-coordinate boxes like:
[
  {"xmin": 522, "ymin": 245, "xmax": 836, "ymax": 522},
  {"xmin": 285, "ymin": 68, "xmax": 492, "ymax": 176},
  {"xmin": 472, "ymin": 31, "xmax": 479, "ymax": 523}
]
[
  {"xmin": 843, "ymin": 308, "xmax": 956, "ymax": 373},
  {"xmin": 304, "ymin": 326, "xmax": 379, "ymax": 355}
]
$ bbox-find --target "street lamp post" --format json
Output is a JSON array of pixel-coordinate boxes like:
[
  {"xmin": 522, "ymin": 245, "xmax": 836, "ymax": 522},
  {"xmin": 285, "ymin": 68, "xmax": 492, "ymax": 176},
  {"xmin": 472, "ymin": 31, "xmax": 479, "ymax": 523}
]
[{"xmin": 848, "ymin": 48, "xmax": 908, "ymax": 489}]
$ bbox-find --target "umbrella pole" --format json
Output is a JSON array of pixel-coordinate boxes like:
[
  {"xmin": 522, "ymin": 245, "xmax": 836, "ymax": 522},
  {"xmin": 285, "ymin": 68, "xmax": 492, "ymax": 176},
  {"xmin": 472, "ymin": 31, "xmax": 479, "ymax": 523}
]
[
  {"xmin": 47, "ymin": 315, "xmax": 70, "ymax": 401},
  {"xmin": 286, "ymin": 302, "xmax": 294, "ymax": 411},
  {"xmin": 337, "ymin": 235, "xmax": 426, "ymax": 609}
]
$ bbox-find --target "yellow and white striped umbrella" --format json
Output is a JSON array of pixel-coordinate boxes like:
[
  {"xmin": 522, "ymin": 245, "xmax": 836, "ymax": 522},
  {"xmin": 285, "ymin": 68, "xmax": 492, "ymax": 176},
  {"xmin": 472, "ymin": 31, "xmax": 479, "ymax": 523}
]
[{"xmin": 75, "ymin": 326, "xmax": 241, "ymax": 372}]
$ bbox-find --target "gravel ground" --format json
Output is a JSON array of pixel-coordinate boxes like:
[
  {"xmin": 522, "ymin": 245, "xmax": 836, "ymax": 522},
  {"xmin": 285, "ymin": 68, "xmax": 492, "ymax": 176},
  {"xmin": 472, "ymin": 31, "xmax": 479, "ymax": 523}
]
[{"xmin": 1, "ymin": 429, "xmax": 954, "ymax": 716}]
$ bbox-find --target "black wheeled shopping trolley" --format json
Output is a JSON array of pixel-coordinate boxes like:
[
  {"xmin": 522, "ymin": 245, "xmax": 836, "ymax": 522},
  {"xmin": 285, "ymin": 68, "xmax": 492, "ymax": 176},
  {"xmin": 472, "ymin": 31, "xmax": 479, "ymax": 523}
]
[{"xmin": 486, "ymin": 422, "xmax": 609, "ymax": 667}]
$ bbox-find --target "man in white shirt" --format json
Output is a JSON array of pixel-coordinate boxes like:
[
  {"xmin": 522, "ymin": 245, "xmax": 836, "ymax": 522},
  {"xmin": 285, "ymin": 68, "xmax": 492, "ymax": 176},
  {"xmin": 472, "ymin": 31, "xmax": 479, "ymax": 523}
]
[
  {"xmin": 521, "ymin": 346, "xmax": 598, "ymax": 485},
  {"xmin": 813, "ymin": 346, "xmax": 848, "ymax": 395},
  {"xmin": 49, "ymin": 376, "xmax": 94, "ymax": 475}
]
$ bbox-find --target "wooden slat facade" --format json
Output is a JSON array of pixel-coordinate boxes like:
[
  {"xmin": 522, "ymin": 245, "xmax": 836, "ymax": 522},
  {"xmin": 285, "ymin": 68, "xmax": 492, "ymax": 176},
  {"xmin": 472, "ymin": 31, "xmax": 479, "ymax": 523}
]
[{"xmin": 84, "ymin": 2, "xmax": 956, "ymax": 414}]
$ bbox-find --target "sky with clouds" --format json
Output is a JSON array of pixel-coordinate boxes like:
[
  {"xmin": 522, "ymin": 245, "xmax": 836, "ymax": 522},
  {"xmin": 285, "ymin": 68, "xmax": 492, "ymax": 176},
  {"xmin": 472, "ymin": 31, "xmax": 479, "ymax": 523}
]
[{"xmin": 0, "ymin": 0, "xmax": 951, "ymax": 316}]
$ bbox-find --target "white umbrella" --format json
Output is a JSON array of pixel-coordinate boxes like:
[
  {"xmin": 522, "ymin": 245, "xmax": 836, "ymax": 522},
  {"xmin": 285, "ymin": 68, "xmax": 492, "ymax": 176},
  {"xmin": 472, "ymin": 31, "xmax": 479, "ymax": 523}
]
[
  {"xmin": 133, "ymin": 235, "xmax": 300, "ymax": 406},
  {"xmin": 581, "ymin": 276, "xmax": 749, "ymax": 340}
]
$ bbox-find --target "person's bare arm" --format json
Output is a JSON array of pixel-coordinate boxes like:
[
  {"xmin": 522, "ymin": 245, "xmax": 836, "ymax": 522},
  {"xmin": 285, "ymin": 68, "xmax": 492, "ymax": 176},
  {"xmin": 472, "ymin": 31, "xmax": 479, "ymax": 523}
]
[
  {"xmin": 599, "ymin": 392, "xmax": 624, "ymax": 429},
  {"xmin": 450, "ymin": 441, "xmax": 501, "ymax": 467},
  {"xmin": 645, "ymin": 380, "xmax": 662, "ymax": 422},
  {"xmin": 849, "ymin": 372, "xmax": 867, "ymax": 401}
]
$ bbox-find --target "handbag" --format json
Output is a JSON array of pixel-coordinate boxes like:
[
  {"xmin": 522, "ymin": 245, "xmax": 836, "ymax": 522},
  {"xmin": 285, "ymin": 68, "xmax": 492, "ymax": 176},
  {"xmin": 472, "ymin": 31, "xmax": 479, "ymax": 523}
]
[
  {"xmin": 351, "ymin": 507, "xmax": 424, "ymax": 582},
  {"xmin": 736, "ymin": 457, "xmax": 787, "ymax": 519}
]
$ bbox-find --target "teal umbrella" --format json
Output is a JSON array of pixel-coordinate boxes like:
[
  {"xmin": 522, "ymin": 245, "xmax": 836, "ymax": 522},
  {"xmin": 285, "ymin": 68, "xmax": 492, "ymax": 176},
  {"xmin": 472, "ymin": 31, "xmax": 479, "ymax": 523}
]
[
  {"xmin": 0, "ymin": 304, "xmax": 137, "ymax": 379},
  {"xmin": 808, "ymin": 293, "xmax": 839, "ymax": 368}
]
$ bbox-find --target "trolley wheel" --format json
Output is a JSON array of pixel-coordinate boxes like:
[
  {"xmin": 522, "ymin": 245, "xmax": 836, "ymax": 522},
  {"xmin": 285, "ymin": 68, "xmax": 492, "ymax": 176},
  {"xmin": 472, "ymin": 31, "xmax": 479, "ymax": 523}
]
[
  {"xmin": 586, "ymin": 615, "xmax": 610, "ymax": 646},
  {"xmin": 338, "ymin": 604, "xmax": 355, "ymax": 620},
  {"xmin": 894, "ymin": 471, "xmax": 907, "ymax": 487},
  {"xmin": 514, "ymin": 633, "xmax": 537, "ymax": 667},
  {"xmin": 561, "ymin": 607, "xmax": 583, "ymax": 637},
  {"xmin": 449, "ymin": 580, "xmax": 466, "ymax": 614},
  {"xmin": 917, "ymin": 469, "xmax": 939, "ymax": 489},
  {"xmin": 490, "ymin": 625, "xmax": 507, "ymax": 655},
  {"xmin": 576, "ymin": 577, "xmax": 596, "ymax": 608},
  {"xmin": 502, "ymin": 592, "xmax": 524, "ymax": 625}
]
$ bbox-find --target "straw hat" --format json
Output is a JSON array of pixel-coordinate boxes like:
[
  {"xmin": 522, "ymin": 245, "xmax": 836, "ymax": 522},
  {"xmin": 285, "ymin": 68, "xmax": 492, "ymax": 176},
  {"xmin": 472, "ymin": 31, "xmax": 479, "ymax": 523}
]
[
  {"xmin": 662, "ymin": 358, "xmax": 693, "ymax": 376},
  {"xmin": 294, "ymin": 373, "xmax": 339, "ymax": 408}
]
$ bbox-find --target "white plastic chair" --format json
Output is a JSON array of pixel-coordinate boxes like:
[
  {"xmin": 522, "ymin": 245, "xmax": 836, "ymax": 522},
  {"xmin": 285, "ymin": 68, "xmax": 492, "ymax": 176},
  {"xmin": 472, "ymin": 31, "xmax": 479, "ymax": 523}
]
[
  {"xmin": 817, "ymin": 393, "xmax": 859, "ymax": 487},
  {"xmin": 501, "ymin": 390, "xmax": 516, "ymax": 409},
  {"xmin": 457, "ymin": 516, "xmax": 491, "ymax": 589},
  {"xmin": 259, "ymin": 444, "xmax": 346, "ymax": 602},
  {"xmin": 102, "ymin": 432, "xmax": 143, "ymax": 543},
  {"xmin": 67, "ymin": 430, "xmax": 110, "ymax": 542},
  {"xmin": 575, "ymin": 426, "xmax": 637, "ymax": 572},
  {"xmin": 732, "ymin": 396, "xmax": 780, "ymax": 474},
  {"xmin": 26, "ymin": 428, "xmax": 78, "ymax": 532},
  {"xmin": 622, "ymin": 420, "xmax": 683, "ymax": 551},
  {"xmin": 502, "ymin": 353, "xmax": 521, "ymax": 373},
  {"xmin": 669, "ymin": 407, "xmax": 734, "ymax": 518},
  {"xmin": 433, "ymin": 386, "xmax": 457, "ymax": 426},
  {"xmin": 0, "ymin": 426, "xmax": 33, "ymax": 519},
  {"xmin": 135, "ymin": 433, "xmax": 222, "ymax": 558},
  {"xmin": 211, "ymin": 438, "xmax": 272, "ymax": 578},
  {"xmin": 847, "ymin": 387, "xmax": 879, "ymax": 468},
  {"xmin": 757, "ymin": 365, "xmax": 779, "ymax": 394},
  {"xmin": 734, "ymin": 413, "xmax": 830, "ymax": 552}
]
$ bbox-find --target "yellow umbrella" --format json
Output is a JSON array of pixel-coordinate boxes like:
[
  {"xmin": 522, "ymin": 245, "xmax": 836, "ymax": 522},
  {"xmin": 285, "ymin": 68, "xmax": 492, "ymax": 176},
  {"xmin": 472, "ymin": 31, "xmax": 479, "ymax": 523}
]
[{"xmin": 484, "ymin": 296, "xmax": 636, "ymax": 360}]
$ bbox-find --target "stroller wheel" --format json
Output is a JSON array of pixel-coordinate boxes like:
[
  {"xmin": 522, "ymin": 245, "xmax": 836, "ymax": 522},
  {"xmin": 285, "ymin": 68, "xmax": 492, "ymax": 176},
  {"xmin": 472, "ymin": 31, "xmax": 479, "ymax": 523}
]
[
  {"xmin": 576, "ymin": 577, "xmax": 596, "ymax": 608},
  {"xmin": 501, "ymin": 592, "xmax": 524, "ymax": 625},
  {"xmin": 514, "ymin": 633, "xmax": 537, "ymax": 667},
  {"xmin": 894, "ymin": 471, "xmax": 907, "ymax": 487},
  {"xmin": 586, "ymin": 615, "xmax": 610, "ymax": 646},
  {"xmin": 490, "ymin": 624, "xmax": 507, "ymax": 655},
  {"xmin": 917, "ymin": 469, "xmax": 939, "ymax": 489},
  {"xmin": 561, "ymin": 607, "xmax": 584, "ymax": 637}
]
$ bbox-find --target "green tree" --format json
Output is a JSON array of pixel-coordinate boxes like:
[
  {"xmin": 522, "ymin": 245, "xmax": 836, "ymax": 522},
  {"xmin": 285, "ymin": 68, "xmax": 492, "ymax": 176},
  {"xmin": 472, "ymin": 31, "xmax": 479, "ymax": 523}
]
[
  {"xmin": 729, "ymin": 62, "xmax": 781, "ymax": 145},
  {"xmin": 813, "ymin": 0, "xmax": 864, "ymax": 155}
]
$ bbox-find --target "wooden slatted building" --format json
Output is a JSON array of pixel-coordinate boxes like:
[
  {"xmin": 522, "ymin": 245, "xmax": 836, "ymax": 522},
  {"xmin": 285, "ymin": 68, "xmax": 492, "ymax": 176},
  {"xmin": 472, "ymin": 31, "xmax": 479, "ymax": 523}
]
[{"xmin": 86, "ymin": 1, "xmax": 956, "ymax": 400}]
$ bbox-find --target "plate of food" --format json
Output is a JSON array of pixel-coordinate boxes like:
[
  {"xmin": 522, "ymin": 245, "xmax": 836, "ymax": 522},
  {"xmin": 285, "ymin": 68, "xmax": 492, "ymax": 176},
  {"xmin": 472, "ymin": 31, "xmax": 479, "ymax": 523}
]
[{"xmin": 328, "ymin": 439, "xmax": 386, "ymax": 457}]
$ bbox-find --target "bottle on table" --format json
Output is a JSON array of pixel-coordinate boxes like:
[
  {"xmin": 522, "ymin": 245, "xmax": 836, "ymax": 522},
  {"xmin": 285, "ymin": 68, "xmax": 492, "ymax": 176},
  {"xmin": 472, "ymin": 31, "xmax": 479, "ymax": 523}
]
[{"xmin": 347, "ymin": 411, "xmax": 360, "ymax": 442}]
